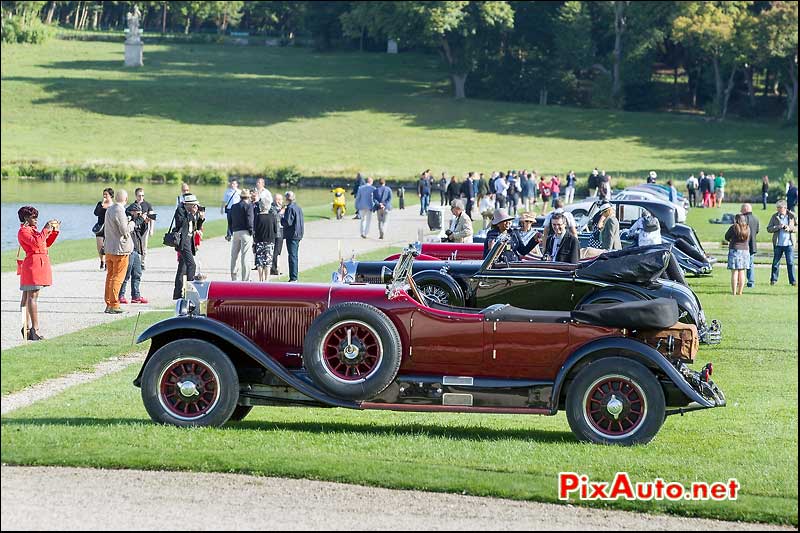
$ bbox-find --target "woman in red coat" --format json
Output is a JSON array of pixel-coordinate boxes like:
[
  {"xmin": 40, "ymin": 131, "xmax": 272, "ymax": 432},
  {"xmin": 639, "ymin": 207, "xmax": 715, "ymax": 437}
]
[{"xmin": 17, "ymin": 206, "xmax": 59, "ymax": 341}]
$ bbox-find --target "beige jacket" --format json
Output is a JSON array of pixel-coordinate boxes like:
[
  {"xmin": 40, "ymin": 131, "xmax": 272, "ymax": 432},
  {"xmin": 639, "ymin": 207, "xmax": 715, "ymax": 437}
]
[
  {"xmin": 767, "ymin": 211, "xmax": 796, "ymax": 247},
  {"xmin": 448, "ymin": 212, "xmax": 473, "ymax": 243},
  {"xmin": 103, "ymin": 203, "xmax": 134, "ymax": 255}
]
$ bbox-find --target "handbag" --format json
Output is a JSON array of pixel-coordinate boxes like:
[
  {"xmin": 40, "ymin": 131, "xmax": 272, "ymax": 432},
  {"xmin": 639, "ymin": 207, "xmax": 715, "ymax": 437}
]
[
  {"xmin": 91, "ymin": 221, "xmax": 104, "ymax": 236},
  {"xmin": 162, "ymin": 215, "xmax": 181, "ymax": 249},
  {"xmin": 16, "ymin": 247, "xmax": 23, "ymax": 276}
]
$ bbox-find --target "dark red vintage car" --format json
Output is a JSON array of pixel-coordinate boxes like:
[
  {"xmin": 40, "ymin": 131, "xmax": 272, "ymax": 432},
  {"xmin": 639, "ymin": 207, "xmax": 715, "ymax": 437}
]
[{"xmin": 134, "ymin": 246, "xmax": 725, "ymax": 445}]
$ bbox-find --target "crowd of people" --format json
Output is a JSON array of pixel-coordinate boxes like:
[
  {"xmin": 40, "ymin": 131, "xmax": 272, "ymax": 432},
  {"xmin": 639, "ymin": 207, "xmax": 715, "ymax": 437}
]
[{"xmin": 14, "ymin": 168, "xmax": 797, "ymax": 341}]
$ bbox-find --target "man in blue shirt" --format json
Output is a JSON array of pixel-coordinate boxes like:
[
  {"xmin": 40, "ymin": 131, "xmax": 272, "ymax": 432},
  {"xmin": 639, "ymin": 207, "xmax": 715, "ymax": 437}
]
[
  {"xmin": 417, "ymin": 170, "xmax": 432, "ymax": 216},
  {"xmin": 355, "ymin": 177, "xmax": 377, "ymax": 238},
  {"xmin": 373, "ymin": 178, "xmax": 393, "ymax": 240},
  {"xmin": 220, "ymin": 179, "xmax": 240, "ymax": 242}
]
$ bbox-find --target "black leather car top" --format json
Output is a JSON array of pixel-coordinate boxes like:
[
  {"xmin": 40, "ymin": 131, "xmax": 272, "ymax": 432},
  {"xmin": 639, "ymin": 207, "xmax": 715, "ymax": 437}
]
[{"xmin": 481, "ymin": 304, "xmax": 571, "ymax": 323}]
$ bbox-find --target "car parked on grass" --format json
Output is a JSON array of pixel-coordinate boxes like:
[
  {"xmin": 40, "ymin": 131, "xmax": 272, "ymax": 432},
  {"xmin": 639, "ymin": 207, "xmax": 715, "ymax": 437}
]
[
  {"xmin": 338, "ymin": 238, "xmax": 721, "ymax": 345},
  {"xmin": 134, "ymin": 244, "xmax": 725, "ymax": 446},
  {"xmin": 568, "ymin": 190, "xmax": 688, "ymax": 222}
]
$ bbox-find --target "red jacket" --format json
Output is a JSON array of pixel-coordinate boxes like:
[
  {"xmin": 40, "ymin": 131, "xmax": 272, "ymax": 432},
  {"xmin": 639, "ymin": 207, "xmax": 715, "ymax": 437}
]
[{"xmin": 18, "ymin": 224, "xmax": 58, "ymax": 287}]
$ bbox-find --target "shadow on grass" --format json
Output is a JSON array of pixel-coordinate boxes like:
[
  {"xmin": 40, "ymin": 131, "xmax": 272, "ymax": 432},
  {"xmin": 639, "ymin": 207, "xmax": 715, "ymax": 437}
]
[
  {"xmin": 7, "ymin": 45, "xmax": 796, "ymax": 177},
  {"xmin": 1, "ymin": 415, "xmax": 576, "ymax": 444}
]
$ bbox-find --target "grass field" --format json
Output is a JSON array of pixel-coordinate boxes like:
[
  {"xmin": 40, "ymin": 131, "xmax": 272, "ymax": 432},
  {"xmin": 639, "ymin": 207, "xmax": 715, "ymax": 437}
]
[
  {"xmin": 1, "ymin": 40, "xmax": 796, "ymax": 183},
  {"xmin": 1, "ymin": 269, "xmax": 797, "ymax": 525}
]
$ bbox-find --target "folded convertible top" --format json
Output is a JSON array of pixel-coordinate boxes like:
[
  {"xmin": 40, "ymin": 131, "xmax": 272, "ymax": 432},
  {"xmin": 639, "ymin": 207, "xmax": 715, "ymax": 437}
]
[
  {"xmin": 576, "ymin": 245, "xmax": 671, "ymax": 284},
  {"xmin": 572, "ymin": 298, "xmax": 679, "ymax": 330}
]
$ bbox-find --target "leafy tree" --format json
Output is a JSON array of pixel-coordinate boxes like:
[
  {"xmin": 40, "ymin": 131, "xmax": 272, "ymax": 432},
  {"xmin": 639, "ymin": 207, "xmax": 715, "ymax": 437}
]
[
  {"xmin": 760, "ymin": 1, "xmax": 798, "ymax": 121},
  {"xmin": 342, "ymin": 1, "xmax": 514, "ymax": 99},
  {"xmin": 673, "ymin": 1, "xmax": 752, "ymax": 119}
]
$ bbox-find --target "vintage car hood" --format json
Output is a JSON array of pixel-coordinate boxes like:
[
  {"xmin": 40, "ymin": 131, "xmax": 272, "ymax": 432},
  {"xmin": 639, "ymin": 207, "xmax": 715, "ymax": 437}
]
[{"xmin": 207, "ymin": 281, "xmax": 389, "ymax": 307}]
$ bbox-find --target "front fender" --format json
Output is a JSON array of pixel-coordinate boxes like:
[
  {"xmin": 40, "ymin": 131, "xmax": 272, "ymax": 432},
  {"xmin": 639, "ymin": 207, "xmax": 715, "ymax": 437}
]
[
  {"xmin": 134, "ymin": 316, "xmax": 359, "ymax": 409},
  {"xmin": 551, "ymin": 337, "xmax": 716, "ymax": 413}
]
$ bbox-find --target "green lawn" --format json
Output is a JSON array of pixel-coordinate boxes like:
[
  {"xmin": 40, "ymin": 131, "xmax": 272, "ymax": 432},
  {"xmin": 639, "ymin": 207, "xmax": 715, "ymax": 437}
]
[
  {"xmin": 1, "ymin": 269, "xmax": 796, "ymax": 525},
  {"xmin": 2, "ymin": 40, "xmax": 796, "ymax": 183}
]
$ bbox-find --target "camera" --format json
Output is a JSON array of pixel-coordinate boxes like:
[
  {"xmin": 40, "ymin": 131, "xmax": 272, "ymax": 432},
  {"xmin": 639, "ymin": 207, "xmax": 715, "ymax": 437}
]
[
  {"xmin": 198, "ymin": 206, "xmax": 206, "ymax": 212},
  {"xmin": 147, "ymin": 212, "xmax": 157, "ymax": 220},
  {"xmin": 445, "ymin": 229, "xmax": 453, "ymax": 236}
]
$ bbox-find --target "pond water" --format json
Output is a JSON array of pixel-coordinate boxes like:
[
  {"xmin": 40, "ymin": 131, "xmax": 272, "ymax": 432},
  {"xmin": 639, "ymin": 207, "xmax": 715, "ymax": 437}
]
[
  {"xmin": 1, "ymin": 181, "xmax": 343, "ymax": 251},
  {"xmin": 1, "ymin": 202, "xmax": 226, "ymax": 251}
]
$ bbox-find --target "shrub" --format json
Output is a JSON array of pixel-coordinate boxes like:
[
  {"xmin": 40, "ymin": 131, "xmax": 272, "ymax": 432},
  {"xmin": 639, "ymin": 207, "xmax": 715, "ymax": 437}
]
[
  {"xmin": 1, "ymin": 18, "xmax": 54, "ymax": 44},
  {"xmin": 274, "ymin": 165, "xmax": 302, "ymax": 187}
]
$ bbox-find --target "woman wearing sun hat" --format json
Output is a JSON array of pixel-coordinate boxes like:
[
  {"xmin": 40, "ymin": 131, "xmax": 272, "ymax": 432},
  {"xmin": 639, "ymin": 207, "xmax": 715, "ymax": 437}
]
[{"xmin": 482, "ymin": 208, "xmax": 541, "ymax": 262}]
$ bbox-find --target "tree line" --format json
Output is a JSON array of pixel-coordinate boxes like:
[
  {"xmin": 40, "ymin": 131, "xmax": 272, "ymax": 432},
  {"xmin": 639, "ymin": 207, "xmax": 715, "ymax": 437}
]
[{"xmin": 2, "ymin": 1, "xmax": 797, "ymax": 122}]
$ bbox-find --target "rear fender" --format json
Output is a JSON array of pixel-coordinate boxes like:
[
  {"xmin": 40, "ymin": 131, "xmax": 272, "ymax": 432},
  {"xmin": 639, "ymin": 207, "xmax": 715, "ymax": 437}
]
[
  {"xmin": 134, "ymin": 316, "xmax": 359, "ymax": 409},
  {"xmin": 551, "ymin": 337, "xmax": 715, "ymax": 412}
]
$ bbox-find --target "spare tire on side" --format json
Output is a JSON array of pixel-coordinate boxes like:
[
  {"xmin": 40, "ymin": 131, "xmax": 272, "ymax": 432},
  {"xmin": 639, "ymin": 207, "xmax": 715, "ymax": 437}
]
[
  {"xmin": 412, "ymin": 270, "xmax": 465, "ymax": 307},
  {"xmin": 303, "ymin": 302, "xmax": 402, "ymax": 401}
]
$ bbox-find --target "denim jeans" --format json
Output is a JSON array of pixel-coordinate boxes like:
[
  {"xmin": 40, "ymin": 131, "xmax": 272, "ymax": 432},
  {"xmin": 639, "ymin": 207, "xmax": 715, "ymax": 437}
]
[
  {"xmin": 762, "ymin": 192, "xmax": 768, "ymax": 210},
  {"xmin": 419, "ymin": 193, "xmax": 430, "ymax": 215},
  {"xmin": 286, "ymin": 238, "xmax": 300, "ymax": 281},
  {"xmin": 359, "ymin": 209, "xmax": 373, "ymax": 237},
  {"xmin": 771, "ymin": 245, "xmax": 796, "ymax": 284},
  {"xmin": 746, "ymin": 252, "xmax": 756, "ymax": 287},
  {"xmin": 119, "ymin": 250, "xmax": 142, "ymax": 299}
]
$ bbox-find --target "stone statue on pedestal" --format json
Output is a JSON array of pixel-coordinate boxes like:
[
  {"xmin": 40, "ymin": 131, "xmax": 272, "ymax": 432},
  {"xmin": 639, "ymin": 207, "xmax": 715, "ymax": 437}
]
[
  {"xmin": 124, "ymin": 5, "xmax": 143, "ymax": 67},
  {"xmin": 125, "ymin": 6, "xmax": 142, "ymax": 44}
]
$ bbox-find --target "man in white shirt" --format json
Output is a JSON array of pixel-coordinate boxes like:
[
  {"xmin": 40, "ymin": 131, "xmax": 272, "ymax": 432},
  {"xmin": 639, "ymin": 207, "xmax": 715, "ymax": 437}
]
[
  {"xmin": 221, "ymin": 179, "xmax": 241, "ymax": 242},
  {"xmin": 685, "ymin": 174, "xmax": 699, "ymax": 208},
  {"xmin": 255, "ymin": 177, "xmax": 273, "ymax": 207},
  {"xmin": 494, "ymin": 174, "xmax": 509, "ymax": 208},
  {"xmin": 479, "ymin": 194, "xmax": 496, "ymax": 230}
]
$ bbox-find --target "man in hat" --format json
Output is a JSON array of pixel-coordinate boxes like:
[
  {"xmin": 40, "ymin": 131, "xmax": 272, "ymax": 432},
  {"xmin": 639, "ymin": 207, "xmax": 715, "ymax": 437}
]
[
  {"xmin": 483, "ymin": 209, "xmax": 541, "ymax": 262},
  {"xmin": 171, "ymin": 193, "xmax": 204, "ymax": 300},
  {"xmin": 443, "ymin": 199, "xmax": 473, "ymax": 243},
  {"xmin": 543, "ymin": 212, "xmax": 580, "ymax": 263},
  {"xmin": 647, "ymin": 170, "xmax": 657, "ymax": 184}
]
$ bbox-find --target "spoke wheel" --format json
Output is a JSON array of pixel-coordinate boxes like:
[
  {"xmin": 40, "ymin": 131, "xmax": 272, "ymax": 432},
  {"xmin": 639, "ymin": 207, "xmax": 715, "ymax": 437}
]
[
  {"xmin": 158, "ymin": 358, "xmax": 221, "ymax": 421},
  {"xmin": 321, "ymin": 321, "xmax": 383, "ymax": 383},
  {"xmin": 566, "ymin": 357, "xmax": 665, "ymax": 446},
  {"xmin": 583, "ymin": 375, "xmax": 646, "ymax": 438},
  {"xmin": 141, "ymin": 339, "xmax": 239, "ymax": 427}
]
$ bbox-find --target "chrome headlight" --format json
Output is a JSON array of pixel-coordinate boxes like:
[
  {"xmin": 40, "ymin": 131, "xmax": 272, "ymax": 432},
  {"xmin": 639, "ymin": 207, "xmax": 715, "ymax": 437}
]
[
  {"xmin": 331, "ymin": 260, "xmax": 357, "ymax": 284},
  {"xmin": 177, "ymin": 280, "xmax": 209, "ymax": 316}
]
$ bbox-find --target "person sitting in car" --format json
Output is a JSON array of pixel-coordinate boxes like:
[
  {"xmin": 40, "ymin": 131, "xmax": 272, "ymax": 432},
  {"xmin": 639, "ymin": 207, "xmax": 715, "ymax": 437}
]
[
  {"xmin": 627, "ymin": 212, "xmax": 662, "ymax": 247},
  {"xmin": 543, "ymin": 213, "xmax": 580, "ymax": 263},
  {"xmin": 483, "ymin": 208, "xmax": 541, "ymax": 263}
]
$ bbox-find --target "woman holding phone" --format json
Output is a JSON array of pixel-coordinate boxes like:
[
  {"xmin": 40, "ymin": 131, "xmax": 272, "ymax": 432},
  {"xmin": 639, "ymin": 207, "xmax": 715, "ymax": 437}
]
[{"xmin": 17, "ymin": 206, "xmax": 60, "ymax": 341}]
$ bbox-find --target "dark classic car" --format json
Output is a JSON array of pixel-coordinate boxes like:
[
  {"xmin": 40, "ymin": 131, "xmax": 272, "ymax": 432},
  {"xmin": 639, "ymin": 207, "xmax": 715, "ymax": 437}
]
[
  {"xmin": 466, "ymin": 200, "xmax": 712, "ymax": 276},
  {"xmin": 134, "ymin": 245, "xmax": 725, "ymax": 445},
  {"xmin": 339, "ymin": 238, "xmax": 722, "ymax": 345}
]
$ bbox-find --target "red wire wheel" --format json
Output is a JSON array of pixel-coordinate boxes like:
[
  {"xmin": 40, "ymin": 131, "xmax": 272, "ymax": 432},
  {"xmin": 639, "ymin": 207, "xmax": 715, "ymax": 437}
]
[
  {"xmin": 158, "ymin": 358, "xmax": 221, "ymax": 421},
  {"xmin": 321, "ymin": 320, "xmax": 383, "ymax": 382},
  {"xmin": 582, "ymin": 374, "xmax": 647, "ymax": 439}
]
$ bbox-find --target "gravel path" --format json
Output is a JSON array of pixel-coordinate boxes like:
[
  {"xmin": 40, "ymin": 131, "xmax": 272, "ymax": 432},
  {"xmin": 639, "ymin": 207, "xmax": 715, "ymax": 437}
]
[
  {"xmin": 2, "ymin": 205, "xmax": 430, "ymax": 349},
  {"xmin": 1, "ymin": 466, "xmax": 794, "ymax": 531}
]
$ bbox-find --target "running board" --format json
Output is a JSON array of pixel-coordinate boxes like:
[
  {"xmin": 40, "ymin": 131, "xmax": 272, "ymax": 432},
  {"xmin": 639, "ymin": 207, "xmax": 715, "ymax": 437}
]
[{"xmin": 360, "ymin": 402, "xmax": 551, "ymax": 415}]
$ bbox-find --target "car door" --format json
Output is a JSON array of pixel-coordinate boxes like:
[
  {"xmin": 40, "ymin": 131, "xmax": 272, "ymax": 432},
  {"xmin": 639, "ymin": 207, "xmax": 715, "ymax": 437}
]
[
  {"xmin": 489, "ymin": 317, "xmax": 571, "ymax": 380},
  {"xmin": 409, "ymin": 307, "xmax": 487, "ymax": 373}
]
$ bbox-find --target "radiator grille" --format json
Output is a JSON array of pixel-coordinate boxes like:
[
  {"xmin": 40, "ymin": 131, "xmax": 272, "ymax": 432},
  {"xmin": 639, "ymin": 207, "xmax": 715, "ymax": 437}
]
[{"xmin": 212, "ymin": 304, "xmax": 321, "ymax": 350}]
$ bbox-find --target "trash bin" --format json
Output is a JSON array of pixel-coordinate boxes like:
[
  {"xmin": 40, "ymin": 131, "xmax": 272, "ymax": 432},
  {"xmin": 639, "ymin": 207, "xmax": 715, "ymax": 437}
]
[{"xmin": 427, "ymin": 207, "xmax": 444, "ymax": 231}]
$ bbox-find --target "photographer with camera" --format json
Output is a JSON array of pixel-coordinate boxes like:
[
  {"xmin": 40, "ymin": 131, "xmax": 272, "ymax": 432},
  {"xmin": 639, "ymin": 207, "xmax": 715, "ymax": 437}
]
[
  {"xmin": 443, "ymin": 199, "xmax": 473, "ymax": 243},
  {"xmin": 170, "ymin": 194, "xmax": 205, "ymax": 299},
  {"xmin": 767, "ymin": 200, "xmax": 797, "ymax": 286},
  {"xmin": 131, "ymin": 187, "xmax": 156, "ymax": 270},
  {"xmin": 119, "ymin": 202, "xmax": 152, "ymax": 304}
]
